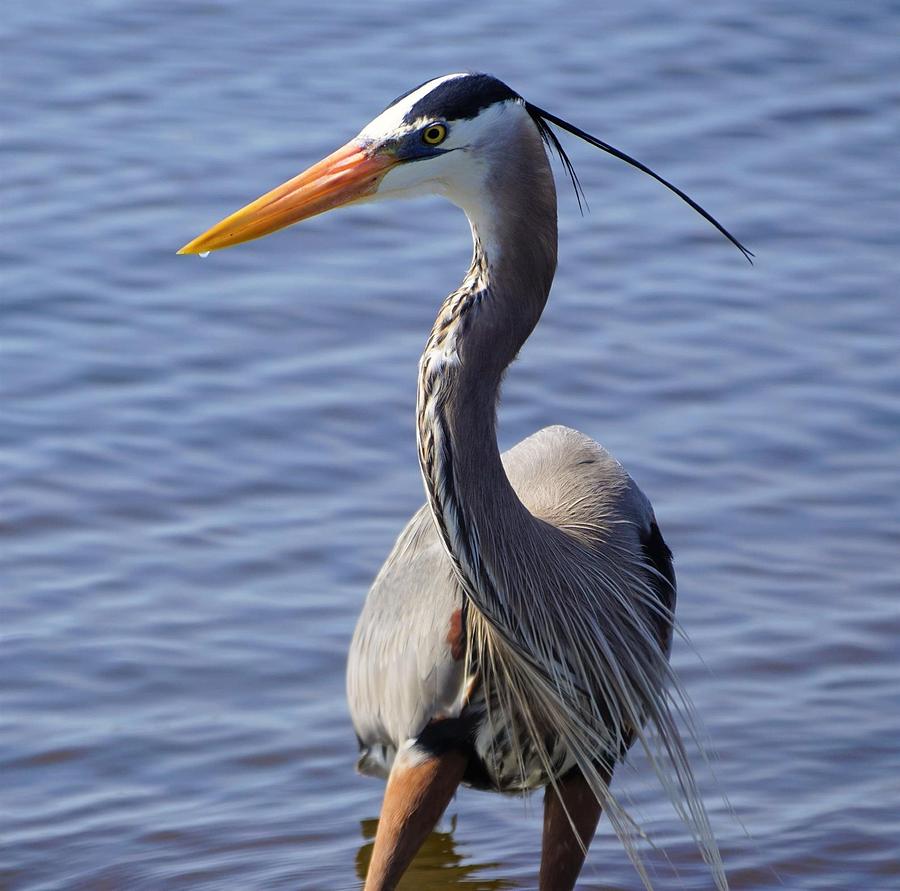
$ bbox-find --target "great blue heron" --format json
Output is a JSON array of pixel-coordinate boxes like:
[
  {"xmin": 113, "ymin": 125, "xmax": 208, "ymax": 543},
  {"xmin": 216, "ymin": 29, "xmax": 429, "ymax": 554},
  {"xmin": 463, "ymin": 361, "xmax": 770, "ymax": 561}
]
[{"xmin": 180, "ymin": 72, "xmax": 749, "ymax": 891}]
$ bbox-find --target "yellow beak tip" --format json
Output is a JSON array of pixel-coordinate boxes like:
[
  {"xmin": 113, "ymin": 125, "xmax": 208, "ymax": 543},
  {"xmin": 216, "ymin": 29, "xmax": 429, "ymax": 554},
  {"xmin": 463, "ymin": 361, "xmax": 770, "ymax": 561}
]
[{"xmin": 177, "ymin": 241, "xmax": 205, "ymax": 255}]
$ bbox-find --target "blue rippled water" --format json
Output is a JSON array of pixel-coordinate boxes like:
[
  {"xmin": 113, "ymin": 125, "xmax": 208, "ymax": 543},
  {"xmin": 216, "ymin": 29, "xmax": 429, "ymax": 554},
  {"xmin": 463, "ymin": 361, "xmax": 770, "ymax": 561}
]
[{"xmin": 2, "ymin": 2, "xmax": 899, "ymax": 889}]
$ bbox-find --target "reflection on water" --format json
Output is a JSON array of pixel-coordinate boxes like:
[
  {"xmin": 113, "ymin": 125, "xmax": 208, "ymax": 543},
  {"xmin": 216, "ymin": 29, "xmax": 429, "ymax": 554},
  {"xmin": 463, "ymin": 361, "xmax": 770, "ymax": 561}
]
[{"xmin": 356, "ymin": 818, "xmax": 517, "ymax": 890}]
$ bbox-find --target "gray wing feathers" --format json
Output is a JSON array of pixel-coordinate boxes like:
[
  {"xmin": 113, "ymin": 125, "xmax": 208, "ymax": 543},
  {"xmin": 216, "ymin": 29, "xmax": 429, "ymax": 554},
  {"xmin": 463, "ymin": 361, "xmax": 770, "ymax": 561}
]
[
  {"xmin": 347, "ymin": 505, "xmax": 467, "ymax": 774},
  {"xmin": 347, "ymin": 425, "xmax": 659, "ymax": 776}
]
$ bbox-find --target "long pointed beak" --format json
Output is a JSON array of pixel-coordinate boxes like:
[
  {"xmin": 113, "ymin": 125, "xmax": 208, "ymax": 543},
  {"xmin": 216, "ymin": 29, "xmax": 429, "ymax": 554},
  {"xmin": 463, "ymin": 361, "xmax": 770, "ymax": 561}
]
[{"xmin": 177, "ymin": 140, "xmax": 397, "ymax": 254}]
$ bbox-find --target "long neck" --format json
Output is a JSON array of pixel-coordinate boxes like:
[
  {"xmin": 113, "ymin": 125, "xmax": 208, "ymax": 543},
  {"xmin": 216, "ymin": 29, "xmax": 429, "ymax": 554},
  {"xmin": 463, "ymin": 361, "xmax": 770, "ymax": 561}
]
[{"xmin": 416, "ymin": 131, "xmax": 558, "ymax": 597}]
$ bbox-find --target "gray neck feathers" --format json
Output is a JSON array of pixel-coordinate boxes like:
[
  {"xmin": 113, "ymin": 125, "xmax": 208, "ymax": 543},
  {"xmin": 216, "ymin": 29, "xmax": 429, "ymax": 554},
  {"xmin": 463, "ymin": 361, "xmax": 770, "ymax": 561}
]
[{"xmin": 416, "ymin": 120, "xmax": 558, "ymax": 595}]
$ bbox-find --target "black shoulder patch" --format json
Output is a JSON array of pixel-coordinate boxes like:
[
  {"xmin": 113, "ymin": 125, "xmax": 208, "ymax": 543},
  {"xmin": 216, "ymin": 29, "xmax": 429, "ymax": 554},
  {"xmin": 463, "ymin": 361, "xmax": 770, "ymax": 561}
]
[
  {"xmin": 399, "ymin": 73, "xmax": 519, "ymax": 124},
  {"xmin": 640, "ymin": 521, "xmax": 677, "ymax": 652}
]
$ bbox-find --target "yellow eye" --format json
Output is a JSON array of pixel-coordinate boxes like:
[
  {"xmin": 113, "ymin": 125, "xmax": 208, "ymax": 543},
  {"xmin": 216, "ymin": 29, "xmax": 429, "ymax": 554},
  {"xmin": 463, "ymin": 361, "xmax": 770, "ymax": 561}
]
[{"xmin": 422, "ymin": 123, "xmax": 447, "ymax": 146}]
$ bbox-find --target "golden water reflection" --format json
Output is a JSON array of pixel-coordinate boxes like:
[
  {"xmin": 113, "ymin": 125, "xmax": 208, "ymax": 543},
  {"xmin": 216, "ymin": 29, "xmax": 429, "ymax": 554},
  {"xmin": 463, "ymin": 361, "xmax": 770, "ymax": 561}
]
[{"xmin": 355, "ymin": 816, "xmax": 518, "ymax": 890}]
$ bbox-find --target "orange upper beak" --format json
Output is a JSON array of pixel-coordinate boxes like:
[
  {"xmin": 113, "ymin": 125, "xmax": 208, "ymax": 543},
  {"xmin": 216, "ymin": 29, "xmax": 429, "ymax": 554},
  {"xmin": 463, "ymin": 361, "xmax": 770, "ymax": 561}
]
[{"xmin": 177, "ymin": 140, "xmax": 398, "ymax": 255}]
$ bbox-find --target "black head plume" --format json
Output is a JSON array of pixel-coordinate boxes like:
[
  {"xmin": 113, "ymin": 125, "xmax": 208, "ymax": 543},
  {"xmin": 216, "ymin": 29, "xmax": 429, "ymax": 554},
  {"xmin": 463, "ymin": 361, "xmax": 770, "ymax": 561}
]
[{"xmin": 524, "ymin": 101, "xmax": 753, "ymax": 263}]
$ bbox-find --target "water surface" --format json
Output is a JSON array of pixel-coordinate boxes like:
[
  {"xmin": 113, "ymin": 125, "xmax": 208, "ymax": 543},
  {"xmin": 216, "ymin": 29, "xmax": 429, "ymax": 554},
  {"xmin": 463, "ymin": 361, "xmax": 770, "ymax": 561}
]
[{"xmin": 2, "ymin": 2, "xmax": 899, "ymax": 889}]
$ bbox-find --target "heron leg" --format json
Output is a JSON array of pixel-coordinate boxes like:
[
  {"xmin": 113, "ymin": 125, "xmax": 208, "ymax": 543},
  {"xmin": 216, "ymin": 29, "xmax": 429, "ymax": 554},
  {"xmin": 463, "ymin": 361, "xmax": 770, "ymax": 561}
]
[
  {"xmin": 364, "ymin": 746, "xmax": 468, "ymax": 891},
  {"xmin": 539, "ymin": 766, "xmax": 609, "ymax": 891}
]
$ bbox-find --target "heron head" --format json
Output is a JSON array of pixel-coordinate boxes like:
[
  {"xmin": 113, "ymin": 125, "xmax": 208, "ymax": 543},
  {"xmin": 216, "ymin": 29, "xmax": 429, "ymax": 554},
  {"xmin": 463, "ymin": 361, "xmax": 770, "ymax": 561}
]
[
  {"xmin": 362, "ymin": 75, "xmax": 550, "ymax": 209},
  {"xmin": 178, "ymin": 72, "xmax": 751, "ymax": 261},
  {"xmin": 177, "ymin": 73, "xmax": 538, "ymax": 255}
]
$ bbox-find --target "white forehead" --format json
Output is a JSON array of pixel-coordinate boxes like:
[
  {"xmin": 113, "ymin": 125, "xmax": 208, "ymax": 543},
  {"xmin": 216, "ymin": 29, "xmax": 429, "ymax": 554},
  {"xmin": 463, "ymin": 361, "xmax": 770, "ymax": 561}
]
[{"xmin": 358, "ymin": 73, "xmax": 468, "ymax": 140}]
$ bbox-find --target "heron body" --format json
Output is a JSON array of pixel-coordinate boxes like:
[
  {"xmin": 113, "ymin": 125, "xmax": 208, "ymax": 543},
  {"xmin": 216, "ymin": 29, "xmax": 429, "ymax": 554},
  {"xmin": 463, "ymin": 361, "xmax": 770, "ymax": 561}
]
[
  {"xmin": 180, "ymin": 72, "xmax": 747, "ymax": 891},
  {"xmin": 348, "ymin": 425, "xmax": 674, "ymax": 792}
]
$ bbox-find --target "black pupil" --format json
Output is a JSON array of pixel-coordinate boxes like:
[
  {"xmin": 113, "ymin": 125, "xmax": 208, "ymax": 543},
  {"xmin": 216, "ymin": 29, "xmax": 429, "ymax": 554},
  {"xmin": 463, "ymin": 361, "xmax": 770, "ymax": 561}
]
[{"xmin": 427, "ymin": 127, "xmax": 441, "ymax": 142}]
